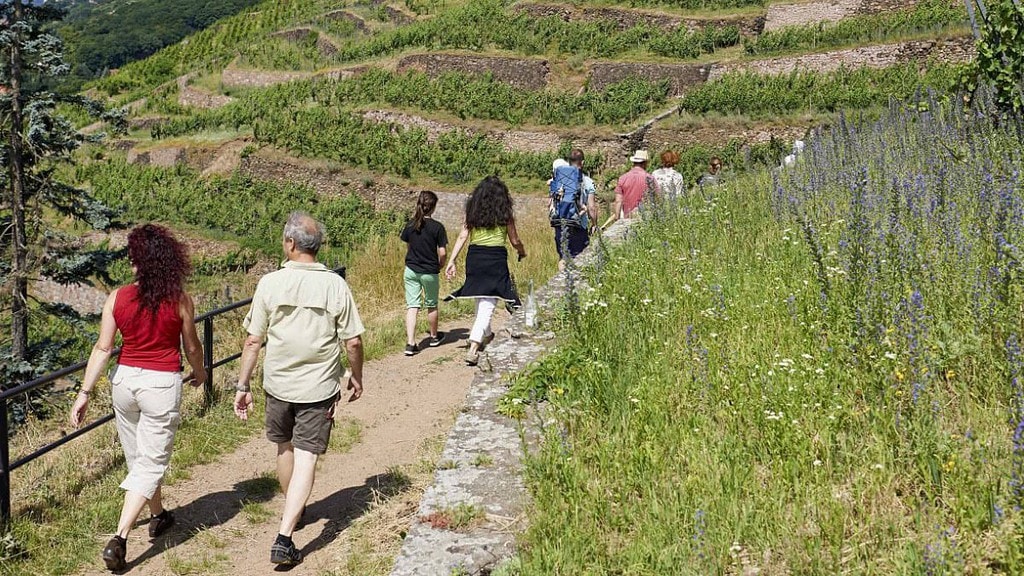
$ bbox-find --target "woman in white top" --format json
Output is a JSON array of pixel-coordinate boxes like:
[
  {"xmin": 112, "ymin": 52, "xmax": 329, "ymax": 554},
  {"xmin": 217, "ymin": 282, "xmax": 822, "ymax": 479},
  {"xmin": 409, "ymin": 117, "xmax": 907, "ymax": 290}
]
[{"xmin": 652, "ymin": 150, "xmax": 686, "ymax": 201}]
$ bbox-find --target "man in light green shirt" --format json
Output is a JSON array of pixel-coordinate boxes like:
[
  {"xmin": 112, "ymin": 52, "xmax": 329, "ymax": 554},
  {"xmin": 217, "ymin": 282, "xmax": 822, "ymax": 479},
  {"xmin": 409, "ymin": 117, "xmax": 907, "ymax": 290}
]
[{"xmin": 234, "ymin": 211, "xmax": 365, "ymax": 566}]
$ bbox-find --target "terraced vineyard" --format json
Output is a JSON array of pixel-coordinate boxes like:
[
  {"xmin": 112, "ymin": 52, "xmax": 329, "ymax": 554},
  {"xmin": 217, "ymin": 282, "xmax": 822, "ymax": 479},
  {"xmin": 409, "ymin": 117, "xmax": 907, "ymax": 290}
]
[{"xmin": 83, "ymin": 0, "xmax": 972, "ymax": 224}]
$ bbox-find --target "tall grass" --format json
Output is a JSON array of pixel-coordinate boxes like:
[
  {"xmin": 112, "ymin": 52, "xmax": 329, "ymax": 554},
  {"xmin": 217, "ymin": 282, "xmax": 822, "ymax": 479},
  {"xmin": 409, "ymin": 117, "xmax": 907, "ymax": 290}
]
[{"xmin": 509, "ymin": 95, "xmax": 1024, "ymax": 572}]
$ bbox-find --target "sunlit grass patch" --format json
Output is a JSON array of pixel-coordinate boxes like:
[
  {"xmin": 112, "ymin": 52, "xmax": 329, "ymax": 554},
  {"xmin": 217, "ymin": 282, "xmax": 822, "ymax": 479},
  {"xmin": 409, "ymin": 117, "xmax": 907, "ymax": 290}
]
[{"xmin": 513, "ymin": 96, "xmax": 1024, "ymax": 573}]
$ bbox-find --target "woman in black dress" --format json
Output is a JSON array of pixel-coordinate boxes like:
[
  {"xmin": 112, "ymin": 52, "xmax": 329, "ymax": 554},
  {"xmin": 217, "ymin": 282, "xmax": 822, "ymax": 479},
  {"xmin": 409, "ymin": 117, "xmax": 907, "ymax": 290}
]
[{"xmin": 445, "ymin": 176, "xmax": 527, "ymax": 365}]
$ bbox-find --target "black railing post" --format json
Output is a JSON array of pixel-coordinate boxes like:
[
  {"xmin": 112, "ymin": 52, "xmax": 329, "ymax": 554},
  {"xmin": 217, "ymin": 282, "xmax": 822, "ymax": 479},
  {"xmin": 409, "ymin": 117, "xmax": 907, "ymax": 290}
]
[
  {"xmin": 203, "ymin": 317, "xmax": 214, "ymax": 405},
  {"xmin": 0, "ymin": 395, "xmax": 11, "ymax": 526}
]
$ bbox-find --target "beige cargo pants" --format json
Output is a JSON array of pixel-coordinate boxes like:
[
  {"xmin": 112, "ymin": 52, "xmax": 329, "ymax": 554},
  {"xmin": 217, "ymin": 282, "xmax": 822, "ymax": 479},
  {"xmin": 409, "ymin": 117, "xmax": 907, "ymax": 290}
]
[{"xmin": 111, "ymin": 365, "xmax": 183, "ymax": 499}]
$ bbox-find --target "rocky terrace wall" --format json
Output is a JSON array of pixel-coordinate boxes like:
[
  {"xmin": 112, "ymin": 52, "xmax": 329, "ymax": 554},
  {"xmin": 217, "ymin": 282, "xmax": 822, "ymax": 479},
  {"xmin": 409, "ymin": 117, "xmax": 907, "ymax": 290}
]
[
  {"xmin": 176, "ymin": 75, "xmax": 234, "ymax": 109},
  {"xmin": 588, "ymin": 62, "xmax": 711, "ymax": 96},
  {"xmin": 325, "ymin": 10, "xmax": 370, "ymax": 33},
  {"xmin": 397, "ymin": 54, "xmax": 550, "ymax": 90},
  {"xmin": 512, "ymin": 2, "xmax": 764, "ymax": 35},
  {"xmin": 385, "ymin": 6, "xmax": 416, "ymax": 25},
  {"xmin": 362, "ymin": 109, "xmax": 628, "ymax": 166},
  {"xmin": 763, "ymin": 0, "xmax": 861, "ymax": 31},
  {"xmin": 220, "ymin": 67, "xmax": 313, "ymax": 89},
  {"xmin": 709, "ymin": 37, "xmax": 975, "ymax": 78},
  {"xmin": 644, "ymin": 123, "xmax": 811, "ymax": 157}
]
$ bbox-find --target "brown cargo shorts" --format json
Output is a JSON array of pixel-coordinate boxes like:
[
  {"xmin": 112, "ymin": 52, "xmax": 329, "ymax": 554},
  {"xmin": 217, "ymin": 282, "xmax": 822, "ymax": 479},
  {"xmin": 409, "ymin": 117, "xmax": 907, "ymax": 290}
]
[{"xmin": 264, "ymin": 392, "xmax": 339, "ymax": 454}]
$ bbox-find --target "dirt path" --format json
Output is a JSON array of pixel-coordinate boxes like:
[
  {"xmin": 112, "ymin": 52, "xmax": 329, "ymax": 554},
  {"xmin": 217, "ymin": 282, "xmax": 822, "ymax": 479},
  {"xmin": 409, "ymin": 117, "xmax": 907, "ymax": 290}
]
[{"xmin": 79, "ymin": 318, "xmax": 480, "ymax": 576}]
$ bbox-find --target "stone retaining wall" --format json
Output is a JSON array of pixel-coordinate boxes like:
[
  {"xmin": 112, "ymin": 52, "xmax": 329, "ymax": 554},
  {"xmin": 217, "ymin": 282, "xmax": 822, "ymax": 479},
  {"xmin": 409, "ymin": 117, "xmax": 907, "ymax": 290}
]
[
  {"xmin": 588, "ymin": 62, "xmax": 711, "ymax": 96},
  {"xmin": 270, "ymin": 27, "xmax": 341, "ymax": 57},
  {"xmin": 513, "ymin": 2, "xmax": 764, "ymax": 35},
  {"xmin": 220, "ymin": 67, "xmax": 313, "ymax": 89},
  {"xmin": 644, "ymin": 123, "xmax": 810, "ymax": 157},
  {"xmin": 127, "ymin": 144, "xmax": 221, "ymax": 171},
  {"xmin": 389, "ymin": 218, "xmax": 638, "ymax": 575},
  {"xmin": 361, "ymin": 109, "xmax": 627, "ymax": 165},
  {"xmin": 176, "ymin": 75, "xmax": 234, "ymax": 109},
  {"xmin": 763, "ymin": 0, "xmax": 861, "ymax": 31},
  {"xmin": 325, "ymin": 10, "xmax": 370, "ymax": 33},
  {"xmin": 709, "ymin": 37, "xmax": 975, "ymax": 78},
  {"xmin": 385, "ymin": 5, "xmax": 416, "ymax": 25},
  {"xmin": 764, "ymin": 0, "xmax": 945, "ymax": 31},
  {"xmin": 397, "ymin": 54, "xmax": 550, "ymax": 91}
]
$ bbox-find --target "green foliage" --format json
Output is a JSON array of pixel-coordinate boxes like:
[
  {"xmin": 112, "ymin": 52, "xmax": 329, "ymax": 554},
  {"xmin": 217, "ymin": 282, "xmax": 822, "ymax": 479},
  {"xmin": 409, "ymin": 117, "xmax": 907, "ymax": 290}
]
[
  {"xmin": 1, "ymin": 0, "xmax": 124, "ymax": 381},
  {"xmin": 744, "ymin": 0, "xmax": 967, "ymax": 56},
  {"xmin": 514, "ymin": 99, "xmax": 1024, "ymax": 571},
  {"xmin": 74, "ymin": 159, "xmax": 404, "ymax": 258},
  {"xmin": 681, "ymin": 62, "xmax": 962, "ymax": 116},
  {"xmin": 967, "ymin": 0, "xmax": 1024, "ymax": 113},
  {"xmin": 152, "ymin": 85, "xmax": 604, "ymax": 184},
  {"xmin": 91, "ymin": 0, "xmax": 345, "ymax": 98},
  {"xmin": 155, "ymin": 70, "xmax": 669, "ymax": 134},
  {"xmin": 94, "ymin": 0, "xmax": 741, "ymax": 96},
  {"xmin": 55, "ymin": 0, "xmax": 262, "ymax": 90},
  {"xmin": 274, "ymin": 0, "xmax": 740, "ymax": 66}
]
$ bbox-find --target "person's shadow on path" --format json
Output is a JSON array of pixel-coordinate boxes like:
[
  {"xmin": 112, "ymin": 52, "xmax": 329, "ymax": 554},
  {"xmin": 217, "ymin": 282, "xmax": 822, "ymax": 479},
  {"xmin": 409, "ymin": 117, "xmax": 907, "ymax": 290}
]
[
  {"xmin": 280, "ymin": 471, "xmax": 413, "ymax": 571},
  {"xmin": 415, "ymin": 327, "xmax": 470, "ymax": 350},
  {"xmin": 122, "ymin": 476, "xmax": 277, "ymax": 572}
]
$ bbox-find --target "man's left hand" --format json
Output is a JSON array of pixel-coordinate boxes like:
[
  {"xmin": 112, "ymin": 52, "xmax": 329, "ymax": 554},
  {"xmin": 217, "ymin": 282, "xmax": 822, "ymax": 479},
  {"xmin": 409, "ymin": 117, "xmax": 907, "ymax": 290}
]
[{"xmin": 233, "ymin": 390, "xmax": 254, "ymax": 421}]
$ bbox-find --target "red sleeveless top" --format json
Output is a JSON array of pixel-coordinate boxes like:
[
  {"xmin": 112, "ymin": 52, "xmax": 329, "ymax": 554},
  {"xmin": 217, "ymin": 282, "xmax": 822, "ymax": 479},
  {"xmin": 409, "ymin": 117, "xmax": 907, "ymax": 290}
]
[{"xmin": 113, "ymin": 284, "xmax": 183, "ymax": 372}]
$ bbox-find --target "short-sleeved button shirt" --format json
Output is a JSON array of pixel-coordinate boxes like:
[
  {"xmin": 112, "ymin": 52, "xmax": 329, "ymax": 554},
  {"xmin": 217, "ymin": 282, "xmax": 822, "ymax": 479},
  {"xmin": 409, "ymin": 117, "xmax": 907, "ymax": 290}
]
[{"xmin": 243, "ymin": 261, "xmax": 365, "ymax": 403}]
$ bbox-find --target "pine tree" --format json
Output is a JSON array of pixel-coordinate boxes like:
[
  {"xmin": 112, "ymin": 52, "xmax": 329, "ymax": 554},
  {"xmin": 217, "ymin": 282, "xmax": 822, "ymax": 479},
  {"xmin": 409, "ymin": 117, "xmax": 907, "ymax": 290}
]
[{"xmin": 1, "ymin": 0, "xmax": 125, "ymax": 388}]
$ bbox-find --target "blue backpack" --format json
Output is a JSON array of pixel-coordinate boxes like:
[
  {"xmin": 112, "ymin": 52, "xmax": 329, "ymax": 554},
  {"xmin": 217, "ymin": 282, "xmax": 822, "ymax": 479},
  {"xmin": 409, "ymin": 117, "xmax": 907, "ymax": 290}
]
[{"xmin": 549, "ymin": 165, "xmax": 586, "ymax": 228}]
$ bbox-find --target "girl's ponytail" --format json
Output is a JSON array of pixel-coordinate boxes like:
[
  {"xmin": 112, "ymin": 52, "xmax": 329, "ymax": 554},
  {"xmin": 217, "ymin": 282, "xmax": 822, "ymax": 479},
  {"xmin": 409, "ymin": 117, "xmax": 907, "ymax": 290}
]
[{"xmin": 413, "ymin": 190, "xmax": 439, "ymax": 231}]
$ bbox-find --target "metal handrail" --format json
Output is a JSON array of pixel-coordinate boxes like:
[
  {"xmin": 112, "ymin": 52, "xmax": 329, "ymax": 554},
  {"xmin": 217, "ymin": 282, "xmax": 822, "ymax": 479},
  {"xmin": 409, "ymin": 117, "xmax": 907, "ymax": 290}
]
[{"xmin": 0, "ymin": 265, "xmax": 345, "ymax": 525}]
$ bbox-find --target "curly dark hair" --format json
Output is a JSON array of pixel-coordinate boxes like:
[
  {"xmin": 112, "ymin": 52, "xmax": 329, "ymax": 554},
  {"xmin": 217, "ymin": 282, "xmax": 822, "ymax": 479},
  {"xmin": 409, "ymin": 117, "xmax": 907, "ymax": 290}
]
[
  {"xmin": 465, "ymin": 176, "xmax": 514, "ymax": 230},
  {"xmin": 127, "ymin": 224, "xmax": 191, "ymax": 315}
]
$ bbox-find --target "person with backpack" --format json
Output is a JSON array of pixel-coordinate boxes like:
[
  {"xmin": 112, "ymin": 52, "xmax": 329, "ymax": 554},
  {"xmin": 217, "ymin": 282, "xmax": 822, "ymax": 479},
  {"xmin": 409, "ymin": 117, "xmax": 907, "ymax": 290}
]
[
  {"xmin": 602, "ymin": 149, "xmax": 659, "ymax": 229},
  {"xmin": 549, "ymin": 149, "xmax": 598, "ymax": 270},
  {"xmin": 400, "ymin": 191, "xmax": 448, "ymax": 356}
]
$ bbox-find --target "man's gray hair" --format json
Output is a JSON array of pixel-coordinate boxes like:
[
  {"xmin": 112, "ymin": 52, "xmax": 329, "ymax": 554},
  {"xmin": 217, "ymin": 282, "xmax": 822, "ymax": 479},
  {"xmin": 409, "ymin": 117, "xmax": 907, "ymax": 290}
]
[{"xmin": 284, "ymin": 211, "xmax": 324, "ymax": 255}]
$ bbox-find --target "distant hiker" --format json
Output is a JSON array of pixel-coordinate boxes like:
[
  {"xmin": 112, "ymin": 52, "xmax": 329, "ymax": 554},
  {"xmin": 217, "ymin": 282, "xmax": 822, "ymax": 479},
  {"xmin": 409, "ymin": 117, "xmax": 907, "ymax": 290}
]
[
  {"xmin": 602, "ymin": 149, "xmax": 658, "ymax": 229},
  {"xmin": 549, "ymin": 149, "xmax": 599, "ymax": 271},
  {"xmin": 445, "ymin": 176, "xmax": 527, "ymax": 366},
  {"xmin": 401, "ymin": 191, "xmax": 448, "ymax": 356},
  {"xmin": 69, "ymin": 224, "xmax": 207, "ymax": 572},
  {"xmin": 234, "ymin": 212, "xmax": 365, "ymax": 567},
  {"xmin": 697, "ymin": 156, "xmax": 724, "ymax": 187},
  {"xmin": 652, "ymin": 150, "xmax": 686, "ymax": 201}
]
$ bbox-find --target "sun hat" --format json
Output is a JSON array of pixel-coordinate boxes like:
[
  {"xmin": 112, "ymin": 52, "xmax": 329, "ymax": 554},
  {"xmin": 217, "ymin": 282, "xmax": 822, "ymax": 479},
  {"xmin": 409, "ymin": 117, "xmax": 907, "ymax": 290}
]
[
  {"xmin": 629, "ymin": 150, "xmax": 649, "ymax": 163},
  {"xmin": 552, "ymin": 158, "xmax": 569, "ymax": 171}
]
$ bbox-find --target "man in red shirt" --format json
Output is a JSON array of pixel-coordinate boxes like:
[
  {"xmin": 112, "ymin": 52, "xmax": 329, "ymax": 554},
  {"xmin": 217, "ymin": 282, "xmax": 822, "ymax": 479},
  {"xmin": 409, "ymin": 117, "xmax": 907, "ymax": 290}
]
[{"xmin": 603, "ymin": 150, "xmax": 658, "ymax": 229}]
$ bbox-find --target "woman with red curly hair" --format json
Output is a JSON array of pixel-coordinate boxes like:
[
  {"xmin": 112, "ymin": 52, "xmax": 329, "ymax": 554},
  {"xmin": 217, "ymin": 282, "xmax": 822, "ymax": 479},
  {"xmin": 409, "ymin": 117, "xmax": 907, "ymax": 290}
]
[{"xmin": 69, "ymin": 224, "xmax": 206, "ymax": 571}]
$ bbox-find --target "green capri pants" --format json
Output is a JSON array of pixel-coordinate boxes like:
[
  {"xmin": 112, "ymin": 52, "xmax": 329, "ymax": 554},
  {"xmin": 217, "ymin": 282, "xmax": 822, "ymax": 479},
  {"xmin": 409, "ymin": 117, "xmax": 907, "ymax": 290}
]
[{"xmin": 404, "ymin": 266, "xmax": 440, "ymax": 308}]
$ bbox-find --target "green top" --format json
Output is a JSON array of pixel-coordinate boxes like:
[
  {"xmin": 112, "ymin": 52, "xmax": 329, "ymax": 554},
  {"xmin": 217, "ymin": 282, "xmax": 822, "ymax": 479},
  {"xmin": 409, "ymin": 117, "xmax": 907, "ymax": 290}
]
[{"xmin": 469, "ymin": 226, "xmax": 507, "ymax": 247}]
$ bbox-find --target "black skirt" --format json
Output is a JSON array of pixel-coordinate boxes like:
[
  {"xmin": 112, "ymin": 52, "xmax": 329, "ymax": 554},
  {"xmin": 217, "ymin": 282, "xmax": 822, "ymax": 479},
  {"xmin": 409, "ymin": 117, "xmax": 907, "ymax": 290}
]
[{"xmin": 448, "ymin": 245, "xmax": 520, "ymax": 305}]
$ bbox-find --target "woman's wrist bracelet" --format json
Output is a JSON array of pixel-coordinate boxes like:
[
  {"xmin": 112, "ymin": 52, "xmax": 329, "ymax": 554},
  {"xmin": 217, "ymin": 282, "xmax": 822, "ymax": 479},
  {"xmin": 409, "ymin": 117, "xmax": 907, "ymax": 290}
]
[{"xmin": 79, "ymin": 389, "xmax": 91, "ymax": 396}]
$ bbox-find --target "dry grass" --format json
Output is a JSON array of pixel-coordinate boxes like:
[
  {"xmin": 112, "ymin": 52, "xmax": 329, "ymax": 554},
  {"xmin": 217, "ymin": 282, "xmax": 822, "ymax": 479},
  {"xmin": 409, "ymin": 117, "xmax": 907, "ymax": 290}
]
[{"xmin": 318, "ymin": 434, "xmax": 447, "ymax": 576}]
